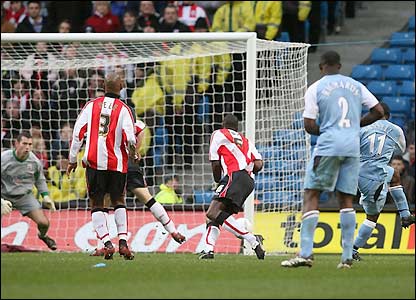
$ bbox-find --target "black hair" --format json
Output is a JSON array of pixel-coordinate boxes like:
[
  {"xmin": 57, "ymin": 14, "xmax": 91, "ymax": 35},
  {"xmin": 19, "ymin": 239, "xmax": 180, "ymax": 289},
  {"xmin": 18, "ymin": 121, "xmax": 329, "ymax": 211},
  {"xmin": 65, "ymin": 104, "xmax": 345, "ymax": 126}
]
[
  {"xmin": 223, "ymin": 115, "xmax": 239, "ymax": 131},
  {"xmin": 320, "ymin": 50, "xmax": 341, "ymax": 66},
  {"xmin": 379, "ymin": 102, "xmax": 391, "ymax": 119},
  {"xmin": 16, "ymin": 130, "xmax": 32, "ymax": 142}
]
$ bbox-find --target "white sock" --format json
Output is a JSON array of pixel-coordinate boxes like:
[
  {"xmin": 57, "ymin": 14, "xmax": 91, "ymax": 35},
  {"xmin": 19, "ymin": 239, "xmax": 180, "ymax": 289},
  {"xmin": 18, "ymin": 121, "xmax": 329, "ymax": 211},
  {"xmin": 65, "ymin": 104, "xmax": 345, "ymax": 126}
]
[
  {"xmin": 92, "ymin": 211, "xmax": 110, "ymax": 244},
  {"xmin": 150, "ymin": 201, "xmax": 176, "ymax": 234},
  {"xmin": 96, "ymin": 211, "xmax": 109, "ymax": 249},
  {"xmin": 223, "ymin": 216, "xmax": 258, "ymax": 248},
  {"xmin": 114, "ymin": 207, "xmax": 128, "ymax": 241},
  {"xmin": 203, "ymin": 225, "xmax": 220, "ymax": 252}
]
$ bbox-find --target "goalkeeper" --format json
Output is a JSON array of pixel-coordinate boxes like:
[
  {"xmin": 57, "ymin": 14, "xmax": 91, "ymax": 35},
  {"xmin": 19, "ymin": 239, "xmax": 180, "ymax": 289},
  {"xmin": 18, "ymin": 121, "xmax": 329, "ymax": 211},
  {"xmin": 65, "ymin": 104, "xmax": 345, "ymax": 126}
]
[{"xmin": 1, "ymin": 131, "xmax": 57, "ymax": 250}]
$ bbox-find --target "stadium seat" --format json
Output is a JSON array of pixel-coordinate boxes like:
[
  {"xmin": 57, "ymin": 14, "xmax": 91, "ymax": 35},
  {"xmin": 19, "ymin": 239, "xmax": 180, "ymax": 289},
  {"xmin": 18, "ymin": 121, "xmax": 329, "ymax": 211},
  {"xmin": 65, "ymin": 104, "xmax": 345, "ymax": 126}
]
[
  {"xmin": 367, "ymin": 81, "xmax": 397, "ymax": 97},
  {"xmin": 382, "ymin": 97, "xmax": 411, "ymax": 116},
  {"xmin": 351, "ymin": 64, "xmax": 383, "ymax": 82},
  {"xmin": 397, "ymin": 80, "xmax": 415, "ymax": 97},
  {"xmin": 383, "ymin": 64, "xmax": 414, "ymax": 81},
  {"xmin": 402, "ymin": 48, "xmax": 415, "ymax": 64},
  {"xmin": 390, "ymin": 32, "xmax": 415, "ymax": 47},
  {"xmin": 409, "ymin": 15, "xmax": 415, "ymax": 31},
  {"xmin": 389, "ymin": 114, "xmax": 408, "ymax": 129},
  {"xmin": 256, "ymin": 145, "xmax": 279, "ymax": 160},
  {"xmin": 193, "ymin": 190, "xmax": 214, "ymax": 204},
  {"xmin": 370, "ymin": 48, "xmax": 402, "ymax": 64}
]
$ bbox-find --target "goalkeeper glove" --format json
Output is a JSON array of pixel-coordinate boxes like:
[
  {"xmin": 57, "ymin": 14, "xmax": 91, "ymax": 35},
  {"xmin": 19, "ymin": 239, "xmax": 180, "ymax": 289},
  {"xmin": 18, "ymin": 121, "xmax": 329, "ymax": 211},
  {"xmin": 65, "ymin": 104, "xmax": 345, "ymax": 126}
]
[
  {"xmin": 43, "ymin": 195, "xmax": 56, "ymax": 212},
  {"xmin": 1, "ymin": 198, "xmax": 13, "ymax": 215}
]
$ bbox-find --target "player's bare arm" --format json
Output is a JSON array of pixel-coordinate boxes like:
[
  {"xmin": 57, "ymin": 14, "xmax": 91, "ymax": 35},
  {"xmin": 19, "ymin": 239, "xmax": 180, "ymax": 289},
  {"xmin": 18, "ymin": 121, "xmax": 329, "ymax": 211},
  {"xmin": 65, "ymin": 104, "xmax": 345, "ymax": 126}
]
[
  {"xmin": 304, "ymin": 118, "xmax": 320, "ymax": 135},
  {"xmin": 360, "ymin": 103, "xmax": 384, "ymax": 127},
  {"xmin": 211, "ymin": 160, "xmax": 222, "ymax": 183}
]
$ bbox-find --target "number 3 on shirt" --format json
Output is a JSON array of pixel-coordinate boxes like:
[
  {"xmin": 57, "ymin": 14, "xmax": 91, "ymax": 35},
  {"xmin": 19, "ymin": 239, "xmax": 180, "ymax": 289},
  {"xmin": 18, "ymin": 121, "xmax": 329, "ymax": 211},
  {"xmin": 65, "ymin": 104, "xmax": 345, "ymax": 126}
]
[
  {"xmin": 99, "ymin": 114, "xmax": 110, "ymax": 136},
  {"xmin": 338, "ymin": 97, "xmax": 351, "ymax": 128}
]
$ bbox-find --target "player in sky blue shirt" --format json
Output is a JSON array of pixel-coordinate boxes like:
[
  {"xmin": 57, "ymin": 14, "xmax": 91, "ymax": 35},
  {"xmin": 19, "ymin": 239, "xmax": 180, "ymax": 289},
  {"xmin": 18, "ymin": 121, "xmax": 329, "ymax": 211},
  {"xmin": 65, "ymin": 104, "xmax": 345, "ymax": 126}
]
[
  {"xmin": 281, "ymin": 50, "xmax": 384, "ymax": 269},
  {"xmin": 353, "ymin": 102, "xmax": 415, "ymax": 261}
]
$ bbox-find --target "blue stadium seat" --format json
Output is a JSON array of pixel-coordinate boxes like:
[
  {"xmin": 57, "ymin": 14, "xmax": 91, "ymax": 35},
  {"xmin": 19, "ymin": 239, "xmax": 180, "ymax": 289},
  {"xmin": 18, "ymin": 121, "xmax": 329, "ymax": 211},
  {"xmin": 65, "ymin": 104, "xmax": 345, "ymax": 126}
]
[
  {"xmin": 193, "ymin": 190, "xmax": 214, "ymax": 204},
  {"xmin": 397, "ymin": 80, "xmax": 415, "ymax": 97},
  {"xmin": 409, "ymin": 15, "xmax": 415, "ymax": 31},
  {"xmin": 256, "ymin": 145, "xmax": 279, "ymax": 160},
  {"xmin": 370, "ymin": 48, "xmax": 402, "ymax": 64},
  {"xmin": 389, "ymin": 114, "xmax": 407, "ymax": 129},
  {"xmin": 261, "ymin": 191, "xmax": 301, "ymax": 204},
  {"xmin": 367, "ymin": 81, "xmax": 397, "ymax": 97},
  {"xmin": 390, "ymin": 32, "xmax": 415, "ymax": 47},
  {"xmin": 402, "ymin": 48, "xmax": 415, "ymax": 64},
  {"xmin": 382, "ymin": 97, "xmax": 411, "ymax": 116},
  {"xmin": 351, "ymin": 64, "xmax": 383, "ymax": 82},
  {"xmin": 383, "ymin": 64, "xmax": 414, "ymax": 81}
]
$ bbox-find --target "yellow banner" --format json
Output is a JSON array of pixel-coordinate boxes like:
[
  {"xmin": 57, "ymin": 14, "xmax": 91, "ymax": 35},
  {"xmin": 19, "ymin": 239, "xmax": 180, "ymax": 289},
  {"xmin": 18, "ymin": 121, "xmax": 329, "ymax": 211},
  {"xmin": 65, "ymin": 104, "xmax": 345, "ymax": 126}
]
[{"xmin": 254, "ymin": 212, "xmax": 415, "ymax": 254}]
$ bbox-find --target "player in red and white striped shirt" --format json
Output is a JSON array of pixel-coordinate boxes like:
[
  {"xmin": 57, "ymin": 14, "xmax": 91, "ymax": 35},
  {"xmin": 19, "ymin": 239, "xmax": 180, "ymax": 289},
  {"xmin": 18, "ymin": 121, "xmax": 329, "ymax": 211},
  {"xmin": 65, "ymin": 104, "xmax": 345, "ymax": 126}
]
[
  {"xmin": 199, "ymin": 115, "xmax": 265, "ymax": 259},
  {"xmin": 91, "ymin": 119, "xmax": 186, "ymax": 256},
  {"xmin": 67, "ymin": 74, "xmax": 137, "ymax": 260}
]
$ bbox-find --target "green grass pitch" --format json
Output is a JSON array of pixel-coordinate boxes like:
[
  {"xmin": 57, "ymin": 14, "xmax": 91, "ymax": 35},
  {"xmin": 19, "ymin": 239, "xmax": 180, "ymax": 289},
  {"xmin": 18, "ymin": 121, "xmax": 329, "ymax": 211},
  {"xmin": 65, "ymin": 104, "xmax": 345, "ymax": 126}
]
[{"xmin": 1, "ymin": 252, "xmax": 414, "ymax": 299}]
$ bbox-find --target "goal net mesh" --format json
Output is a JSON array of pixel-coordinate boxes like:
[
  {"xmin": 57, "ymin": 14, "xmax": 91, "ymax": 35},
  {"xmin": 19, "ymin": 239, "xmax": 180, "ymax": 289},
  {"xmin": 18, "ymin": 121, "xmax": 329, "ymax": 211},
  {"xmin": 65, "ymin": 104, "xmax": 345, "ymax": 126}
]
[{"xmin": 1, "ymin": 36, "xmax": 309, "ymax": 254}]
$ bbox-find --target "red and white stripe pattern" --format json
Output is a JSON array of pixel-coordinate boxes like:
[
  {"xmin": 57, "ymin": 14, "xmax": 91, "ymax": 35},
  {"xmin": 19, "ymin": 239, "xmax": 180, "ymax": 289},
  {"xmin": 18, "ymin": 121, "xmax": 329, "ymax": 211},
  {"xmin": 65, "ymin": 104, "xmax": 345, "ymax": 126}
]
[
  {"xmin": 69, "ymin": 95, "xmax": 136, "ymax": 173},
  {"xmin": 135, "ymin": 120, "xmax": 146, "ymax": 136},
  {"xmin": 209, "ymin": 128, "xmax": 262, "ymax": 176},
  {"xmin": 177, "ymin": 4, "xmax": 209, "ymax": 31}
]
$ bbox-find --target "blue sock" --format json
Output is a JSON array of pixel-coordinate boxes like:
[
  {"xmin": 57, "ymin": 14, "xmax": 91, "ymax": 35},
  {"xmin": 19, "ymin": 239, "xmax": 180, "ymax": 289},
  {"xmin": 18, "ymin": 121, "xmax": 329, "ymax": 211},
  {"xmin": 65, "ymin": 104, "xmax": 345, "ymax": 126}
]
[
  {"xmin": 354, "ymin": 219, "xmax": 376, "ymax": 249},
  {"xmin": 299, "ymin": 210, "xmax": 319, "ymax": 258},
  {"xmin": 340, "ymin": 208, "xmax": 356, "ymax": 262},
  {"xmin": 390, "ymin": 186, "xmax": 411, "ymax": 218}
]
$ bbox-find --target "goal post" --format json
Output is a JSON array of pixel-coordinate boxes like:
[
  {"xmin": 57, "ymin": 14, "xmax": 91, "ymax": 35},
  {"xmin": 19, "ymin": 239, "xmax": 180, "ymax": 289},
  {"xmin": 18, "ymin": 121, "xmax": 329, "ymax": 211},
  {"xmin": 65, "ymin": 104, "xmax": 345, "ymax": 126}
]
[{"xmin": 1, "ymin": 33, "xmax": 310, "ymax": 254}]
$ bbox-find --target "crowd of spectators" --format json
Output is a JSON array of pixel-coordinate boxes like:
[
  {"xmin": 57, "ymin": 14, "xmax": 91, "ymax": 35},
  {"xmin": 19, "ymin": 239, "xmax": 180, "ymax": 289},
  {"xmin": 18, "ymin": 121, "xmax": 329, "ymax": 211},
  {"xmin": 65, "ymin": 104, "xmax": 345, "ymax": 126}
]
[{"xmin": 1, "ymin": 1, "xmax": 414, "ymax": 207}]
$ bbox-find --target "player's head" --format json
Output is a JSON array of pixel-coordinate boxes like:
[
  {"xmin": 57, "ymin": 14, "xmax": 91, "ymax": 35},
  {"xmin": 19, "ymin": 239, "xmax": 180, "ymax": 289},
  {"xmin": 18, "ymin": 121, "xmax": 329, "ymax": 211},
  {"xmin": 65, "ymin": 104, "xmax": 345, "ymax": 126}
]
[
  {"xmin": 319, "ymin": 50, "xmax": 341, "ymax": 75},
  {"xmin": 222, "ymin": 115, "xmax": 239, "ymax": 131},
  {"xmin": 15, "ymin": 131, "xmax": 33, "ymax": 159},
  {"xmin": 104, "ymin": 73, "xmax": 123, "ymax": 95},
  {"xmin": 379, "ymin": 102, "xmax": 391, "ymax": 120}
]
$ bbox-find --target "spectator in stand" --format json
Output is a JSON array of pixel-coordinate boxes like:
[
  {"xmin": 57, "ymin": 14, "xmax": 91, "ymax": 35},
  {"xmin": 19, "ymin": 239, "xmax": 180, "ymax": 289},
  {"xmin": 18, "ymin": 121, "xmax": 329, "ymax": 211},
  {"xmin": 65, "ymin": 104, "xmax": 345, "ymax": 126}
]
[
  {"xmin": 30, "ymin": 125, "xmax": 49, "ymax": 170},
  {"xmin": 307, "ymin": 1, "xmax": 321, "ymax": 53},
  {"xmin": 155, "ymin": 175, "xmax": 184, "ymax": 204},
  {"xmin": 3, "ymin": 0, "xmax": 26, "ymax": 28},
  {"xmin": 48, "ymin": 150, "xmax": 87, "ymax": 203},
  {"xmin": 137, "ymin": 1, "xmax": 160, "ymax": 32},
  {"xmin": 57, "ymin": 19, "xmax": 72, "ymax": 33},
  {"xmin": 252, "ymin": 1, "xmax": 282, "ymax": 40},
  {"xmin": 47, "ymin": 1, "xmax": 92, "ymax": 33},
  {"xmin": 390, "ymin": 155, "xmax": 415, "ymax": 205},
  {"xmin": 84, "ymin": 1, "xmax": 121, "ymax": 33},
  {"xmin": 20, "ymin": 41, "xmax": 58, "ymax": 97},
  {"xmin": 1, "ymin": 100, "xmax": 29, "ymax": 149},
  {"xmin": 1, "ymin": 6, "xmax": 15, "ymax": 33},
  {"xmin": 211, "ymin": 1, "xmax": 255, "ymax": 33},
  {"xmin": 51, "ymin": 122, "xmax": 73, "ymax": 161},
  {"xmin": 22, "ymin": 89, "xmax": 59, "ymax": 150},
  {"xmin": 403, "ymin": 143, "xmax": 415, "ymax": 178},
  {"xmin": 195, "ymin": 1, "xmax": 222, "ymax": 24},
  {"xmin": 16, "ymin": 1, "xmax": 48, "ymax": 33},
  {"xmin": 50, "ymin": 67, "xmax": 87, "ymax": 123},
  {"xmin": 280, "ymin": 1, "xmax": 311, "ymax": 43},
  {"xmin": 86, "ymin": 70, "xmax": 105, "ymax": 99},
  {"xmin": 10, "ymin": 78, "xmax": 30, "ymax": 111},
  {"xmin": 120, "ymin": 9, "xmax": 140, "ymax": 32},
  {"xmin": 159, "ymin": 4, "xmax": 191, "ymax": 33},
  {"xmin": 176, "ymin": 1, "xmax": 209, "ymax": 32}
]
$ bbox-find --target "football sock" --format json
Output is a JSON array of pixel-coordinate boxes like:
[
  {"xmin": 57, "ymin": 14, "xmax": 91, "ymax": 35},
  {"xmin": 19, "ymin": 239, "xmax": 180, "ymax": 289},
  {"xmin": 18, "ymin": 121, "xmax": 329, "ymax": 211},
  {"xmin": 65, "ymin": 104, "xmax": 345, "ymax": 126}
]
[
  {"xmin": 223, "ymin": 215, "xmax": 258, "ymax": 248},
  {"xmin": 340, "ymin": 208, "xmax": 356, "ymax": 262},
  {"xmin": 114, "ymin": 205, "xmax": 128, "ymax": 241},
  {"xmin": 204, "ymin": 223, "xmax": 220, "ymax": 252},
  {"xmin": 96, "ymin": 211, "xmax": 109, "ymax": 249},
  {"xmin": 92, "ymin": 210, "xmax": 110, "ymax": 244},
  {"xmin": 390, "ymin": 186, "xmax": 411, "ymax": 218},
  {"xmin": 146, "ymin": 198, "xmax": 176, "ymax": 234},
  {"xmin": 354, "ymin": 219, "xmax": 376, "ymax": 249},
  {"xmin": 299, "ymin": 210, "xmax": 319, "ymax": 258}
]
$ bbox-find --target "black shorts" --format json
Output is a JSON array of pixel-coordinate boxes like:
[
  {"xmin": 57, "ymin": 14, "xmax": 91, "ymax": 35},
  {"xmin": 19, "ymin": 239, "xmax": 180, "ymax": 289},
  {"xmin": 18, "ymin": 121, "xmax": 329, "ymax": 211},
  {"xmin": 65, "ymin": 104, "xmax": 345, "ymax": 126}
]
[
  {"xmin": 213, "ymin": 170, "xmax": 255, "ymax": 214},
  {"xmin": 86, "ymin": 167, "xmax": 127, "ymax": 200},
  {"xmin": 126, "ymin": 168, "xmax": 147, "ymax": 191}
]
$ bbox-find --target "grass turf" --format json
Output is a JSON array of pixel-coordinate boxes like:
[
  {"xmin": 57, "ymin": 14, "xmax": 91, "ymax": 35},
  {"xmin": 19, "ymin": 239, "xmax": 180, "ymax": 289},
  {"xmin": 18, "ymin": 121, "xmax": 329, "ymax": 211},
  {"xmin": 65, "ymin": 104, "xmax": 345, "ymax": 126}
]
[{"xmin": 1, "ymin": 252, "xmax": 414, "ymax": 299}]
